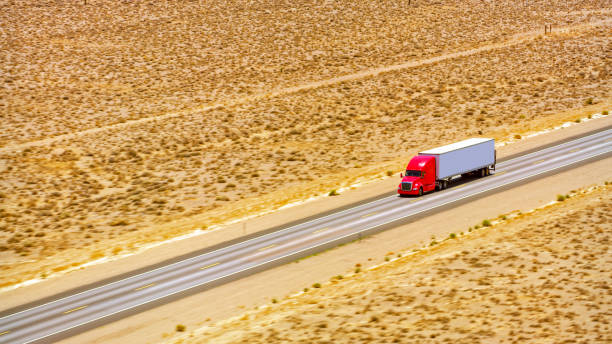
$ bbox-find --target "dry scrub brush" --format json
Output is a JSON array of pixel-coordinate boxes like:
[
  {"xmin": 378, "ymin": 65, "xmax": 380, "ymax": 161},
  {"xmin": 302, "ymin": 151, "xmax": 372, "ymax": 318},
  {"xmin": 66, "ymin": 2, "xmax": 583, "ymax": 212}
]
[
  {"xmin": 1, "ymin": 0, "xmax": 610, "ymax": 144},
  {"xmin": 183, "ymin": 188, "xmax": 612, "ymax": 344},
  {"xmin": 0, "ymin": 25, "xmax": 609, "ymax": 268}
]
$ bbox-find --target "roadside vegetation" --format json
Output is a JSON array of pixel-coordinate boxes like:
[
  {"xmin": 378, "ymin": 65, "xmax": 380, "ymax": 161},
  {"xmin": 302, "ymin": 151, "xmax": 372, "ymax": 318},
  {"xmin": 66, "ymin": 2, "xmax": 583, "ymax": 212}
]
[
  {"xmin": 175, "ymin": 184, "xmax": 611, "ymax": 343},
  {"xmin": 0, "ymin": 0, "xmax": 610, "ymax": 287}
]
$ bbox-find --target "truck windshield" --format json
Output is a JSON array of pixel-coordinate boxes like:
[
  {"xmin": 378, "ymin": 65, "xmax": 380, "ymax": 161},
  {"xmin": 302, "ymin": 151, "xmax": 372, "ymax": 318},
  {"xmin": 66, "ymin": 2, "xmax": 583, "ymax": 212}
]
[{"xmin": 405, "ymin": 170, "xmax": 422, "ymax": 177}]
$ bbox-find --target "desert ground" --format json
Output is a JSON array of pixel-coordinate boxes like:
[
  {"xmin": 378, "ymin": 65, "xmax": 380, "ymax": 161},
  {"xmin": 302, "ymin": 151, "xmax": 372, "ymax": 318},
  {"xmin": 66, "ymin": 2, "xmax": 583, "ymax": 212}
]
[
  {"xmin": 51, "ymin": 151, "xmax": 610, "ymax": 344},
  {"xmin": 0, "ymin": 0, "xmax": 611, "ymax": 288},
  {"xmin": 172, "ymin": 182, "xmax": 611, "ymax": 344},
  {"xmin": 2, "ymin": 0, "xmax": 610, "ymax": 144}
]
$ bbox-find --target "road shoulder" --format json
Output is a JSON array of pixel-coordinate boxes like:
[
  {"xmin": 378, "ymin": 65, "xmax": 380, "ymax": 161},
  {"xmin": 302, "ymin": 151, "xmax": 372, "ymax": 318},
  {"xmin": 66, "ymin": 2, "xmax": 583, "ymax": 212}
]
[{"xmin": 52, "ymin": 116, "xmax": 612, "ymax": 344}]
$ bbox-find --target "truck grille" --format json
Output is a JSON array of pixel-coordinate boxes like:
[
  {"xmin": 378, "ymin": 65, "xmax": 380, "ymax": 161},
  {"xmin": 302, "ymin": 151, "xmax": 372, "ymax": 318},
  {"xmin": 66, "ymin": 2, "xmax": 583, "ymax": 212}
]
[{"xmin": 401, "ymin": 182, "xmax": 412, "ymax": 191}]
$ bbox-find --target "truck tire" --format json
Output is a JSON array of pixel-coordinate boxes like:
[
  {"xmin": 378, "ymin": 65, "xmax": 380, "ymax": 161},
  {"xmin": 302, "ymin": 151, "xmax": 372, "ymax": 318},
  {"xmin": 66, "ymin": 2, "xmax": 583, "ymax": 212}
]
[
  {"xmin": 480, "ymin": 168, "xmax": 486, "ymax": 178},
  {"xmin": 418, "ymin": 187, "xmax": 423, "ymax": 196}
]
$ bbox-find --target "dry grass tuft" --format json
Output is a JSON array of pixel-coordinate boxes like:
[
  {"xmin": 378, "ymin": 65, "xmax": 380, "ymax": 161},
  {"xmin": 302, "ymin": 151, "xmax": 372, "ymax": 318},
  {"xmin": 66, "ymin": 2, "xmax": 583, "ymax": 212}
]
[
  {"xmin": 0, "ymin": 0, "xmax": 610, "ymax": 286},
  {"xmin": 183, "ymin": 186, "xmax": 612, "ymax": 343}
]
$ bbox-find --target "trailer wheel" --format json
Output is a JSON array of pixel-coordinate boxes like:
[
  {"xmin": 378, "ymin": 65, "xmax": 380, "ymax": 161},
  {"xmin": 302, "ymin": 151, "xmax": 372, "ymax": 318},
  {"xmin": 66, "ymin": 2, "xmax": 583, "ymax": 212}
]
[{"xmin": 418, "ymin": 187, "xmax": 423, "ymax": 196}]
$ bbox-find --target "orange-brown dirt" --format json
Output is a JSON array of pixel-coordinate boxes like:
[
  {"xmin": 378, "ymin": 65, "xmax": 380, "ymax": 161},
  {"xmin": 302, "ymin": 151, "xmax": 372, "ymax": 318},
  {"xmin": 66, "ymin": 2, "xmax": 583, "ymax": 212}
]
[
  {"xmin": 174, "ymin": 184, "xmax": 612, "ymax": 344},
  {"xmin": 0, "ymin": 0, "xmax": 610, "ymax": 287},
  {"xmin": 2, "ymin": 0, "xmax": 609, "ymax": 144}
]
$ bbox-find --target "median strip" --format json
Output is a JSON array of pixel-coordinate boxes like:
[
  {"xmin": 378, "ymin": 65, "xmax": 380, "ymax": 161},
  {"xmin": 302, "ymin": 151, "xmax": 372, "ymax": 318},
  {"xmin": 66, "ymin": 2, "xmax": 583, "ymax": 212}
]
[
  {"xmin": 63, "ymin": 305, "xmax": 87, "ymax": 314},
  {"xmin": 200, "ymin": 262, "xmax": 220, "ymax": 270},
  {"xmin": 492, "ymin": 171, "xmax": 507, "ymax": 177},
  {"xmin": 134, "ymin": 283, "xmax": 156, "ymax": 291},
  {"xmin": 531, "ymin": 159, "xmax": 547, "ymax": 165},
  {"xmin": 569, "ymin": 148, "xmax": 581, "ymax": 153}
]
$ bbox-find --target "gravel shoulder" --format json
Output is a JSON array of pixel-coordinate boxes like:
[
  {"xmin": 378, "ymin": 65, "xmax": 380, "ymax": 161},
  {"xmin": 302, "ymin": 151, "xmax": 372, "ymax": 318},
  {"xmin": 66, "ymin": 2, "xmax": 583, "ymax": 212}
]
[
  {"xmin": 177, "ymin": 183, "xmax": 611, "ymax": 344},
  {"xmin": 0, "ymin": 2, "xmax": 610, "ymax": 341},
  {"xmin": 50, "ymin": 118, "xmax": 612, "ymax": 344},
  {"xmin": 1, "ymin": 14, "xmax": 610, "ymax": 286}
]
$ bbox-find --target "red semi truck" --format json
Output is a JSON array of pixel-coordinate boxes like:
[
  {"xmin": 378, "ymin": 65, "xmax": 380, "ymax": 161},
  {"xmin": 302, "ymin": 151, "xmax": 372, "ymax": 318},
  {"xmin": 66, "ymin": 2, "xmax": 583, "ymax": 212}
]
[{"xmin": 398, "ymin": 138, "xmax": 496, "ymax": 196}]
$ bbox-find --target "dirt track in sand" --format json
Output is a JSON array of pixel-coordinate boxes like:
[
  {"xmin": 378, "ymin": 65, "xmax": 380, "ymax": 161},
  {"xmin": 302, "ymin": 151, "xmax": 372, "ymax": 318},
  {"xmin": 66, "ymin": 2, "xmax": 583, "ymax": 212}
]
[
  {"xmin": 1, "ymin": 1, "xmax": 610, "ymax": 290},
  {"xmin": 1, "ymin": 17, "xmax": 610, "ymax": 154},
  {"xmin": 3, "ymin": 1, "xmax": 610, "ymax": 145}
]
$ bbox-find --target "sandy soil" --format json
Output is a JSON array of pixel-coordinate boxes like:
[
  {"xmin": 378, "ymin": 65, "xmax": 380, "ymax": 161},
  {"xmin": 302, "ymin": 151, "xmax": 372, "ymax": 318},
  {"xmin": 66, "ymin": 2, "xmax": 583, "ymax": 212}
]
[
  {"xmin": 0, "ymin": 3, "xmax": 610, "ymax": 288},
  {"xmin": 0, "ymin": 1, "xmax": 610, "ymax": 342},
  {"xmin": 172, "ymin": 183, "xmax": 611, "ymax": 344},
  {"xmin": 1, "ymin": 1, "xmax": 610, "ymax": 145},
  {"xmin": 0, "ymin": 107, "xmax": 609, "ymax": 301},
  {"xmin": 56, "ymin": 153, "xmax": 612, "ymax": 344}
]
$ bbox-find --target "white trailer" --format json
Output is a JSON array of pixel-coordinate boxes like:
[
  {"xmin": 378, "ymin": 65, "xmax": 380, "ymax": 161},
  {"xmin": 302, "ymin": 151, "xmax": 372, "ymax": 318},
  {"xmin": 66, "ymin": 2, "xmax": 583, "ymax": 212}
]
[{"xmin": 418, "ymin": 138, "xmax": 496, "ymax": 187}]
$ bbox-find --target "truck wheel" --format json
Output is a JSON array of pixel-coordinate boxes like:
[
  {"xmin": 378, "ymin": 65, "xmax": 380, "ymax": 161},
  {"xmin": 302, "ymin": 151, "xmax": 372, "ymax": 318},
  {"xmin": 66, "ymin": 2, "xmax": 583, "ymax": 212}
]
[
  {"xmin": 418, "ymin": 187, "xmax": 423, "ymax": 196},
  {"xmin": 480, "ymin": 168, "xmax": 486, "ymax": 178}
]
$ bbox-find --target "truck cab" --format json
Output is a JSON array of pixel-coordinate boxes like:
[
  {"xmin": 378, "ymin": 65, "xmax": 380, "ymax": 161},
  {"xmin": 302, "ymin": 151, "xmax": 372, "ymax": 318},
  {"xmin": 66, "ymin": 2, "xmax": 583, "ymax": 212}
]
[
  {"xmin": 397, "ymin": 155, "xmax": 436, "ymax": 196},
  {"xmin": 398, "ymin": 138, "xmax": 495, "ymax": 197}
]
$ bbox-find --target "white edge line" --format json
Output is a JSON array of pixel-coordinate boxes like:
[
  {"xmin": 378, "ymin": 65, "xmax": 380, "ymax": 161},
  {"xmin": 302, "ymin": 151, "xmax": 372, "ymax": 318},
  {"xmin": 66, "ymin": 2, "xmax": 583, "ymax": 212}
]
[
  {"xmin": 0, "ymin": 192, "xmax": 397, "ymax": 322},
  {"xmin": 332, "ymin": 140, "xmax": 611, "ymax": 233},
  {"xmin": 4, "ymin": 129, "xmax": 609, "ymax": 319},
  {"xmin": 4, "ymin": 131, "xmax": 610, "ymax": 322},
  {"xmin": 372, "ymin": 147, "xmax": 610, "ymax": 226},
  {"xmin": 20, "ymin": 146, "xmax": 611, "ymax": 344},
  {"xmin": 496, "ymin": 129, "xmax": 611, "ymax": 167},
  {"xmin": 0, "ymin": 129, "xmax": 612, "ymax": 320}
]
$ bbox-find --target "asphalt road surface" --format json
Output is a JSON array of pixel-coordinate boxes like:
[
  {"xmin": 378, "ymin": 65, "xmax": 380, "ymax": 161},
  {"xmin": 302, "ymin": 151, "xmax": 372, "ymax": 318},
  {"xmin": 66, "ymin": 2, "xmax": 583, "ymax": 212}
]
[{"xmin": 1, "ymin": 128, "xmax": 611, "ymax": 344}]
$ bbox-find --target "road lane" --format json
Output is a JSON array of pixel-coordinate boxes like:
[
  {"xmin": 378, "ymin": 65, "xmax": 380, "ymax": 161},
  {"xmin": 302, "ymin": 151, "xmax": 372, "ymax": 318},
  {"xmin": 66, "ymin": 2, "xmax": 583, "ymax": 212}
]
[{"xmin": 0, "ymin": 128, "xmax": 610, "ymax": 344}]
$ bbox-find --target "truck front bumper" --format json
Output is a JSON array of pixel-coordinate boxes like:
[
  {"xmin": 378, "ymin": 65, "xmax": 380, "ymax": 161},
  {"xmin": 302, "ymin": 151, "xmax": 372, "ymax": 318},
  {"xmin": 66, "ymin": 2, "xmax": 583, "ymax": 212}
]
[{"xmin": 397, "ymin": 188, "xmax": 419, "ymax": 195}]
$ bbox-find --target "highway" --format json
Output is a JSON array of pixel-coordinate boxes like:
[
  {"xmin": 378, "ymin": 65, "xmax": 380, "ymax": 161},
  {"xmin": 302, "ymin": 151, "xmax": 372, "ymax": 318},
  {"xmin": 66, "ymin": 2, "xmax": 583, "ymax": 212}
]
[{"xmin": 0, "ymin": 128, "xmax": 611, "ymax": 344}]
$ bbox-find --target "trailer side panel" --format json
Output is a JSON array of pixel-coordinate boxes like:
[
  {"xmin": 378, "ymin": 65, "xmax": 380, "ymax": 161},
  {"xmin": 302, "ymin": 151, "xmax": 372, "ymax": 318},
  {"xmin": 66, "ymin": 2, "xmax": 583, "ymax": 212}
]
[{"xmin": 420, "ymin": 139, "xmax": 494, "ymax": 179}]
